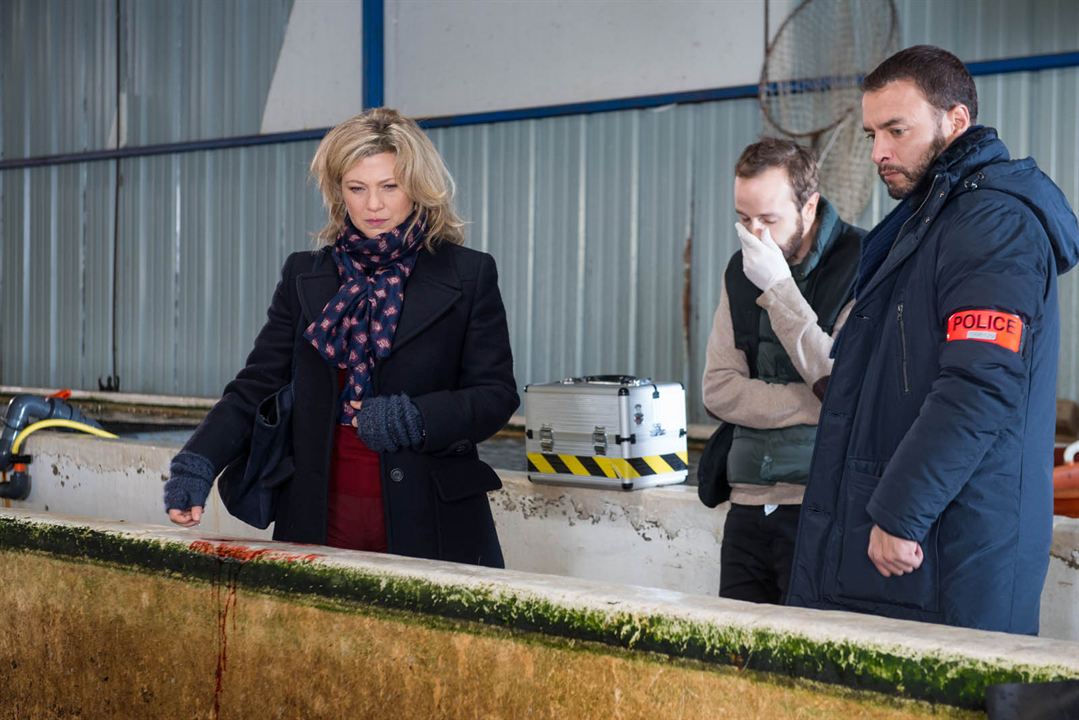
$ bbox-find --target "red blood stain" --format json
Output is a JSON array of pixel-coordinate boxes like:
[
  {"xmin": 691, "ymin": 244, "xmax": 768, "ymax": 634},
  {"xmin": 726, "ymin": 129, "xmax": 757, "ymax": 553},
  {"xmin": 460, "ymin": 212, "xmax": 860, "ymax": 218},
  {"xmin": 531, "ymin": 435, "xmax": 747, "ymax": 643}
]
[
  {"xmin": 211, "ymin": 562, "xmax": 239, "ymax": 720},
  {"xmin": 188, "ymin": 540, "xmax": 323, "ymax": 717},
  {"xmin": 188, "ymin": 540, "xmax": 322, "ymax": 564}
]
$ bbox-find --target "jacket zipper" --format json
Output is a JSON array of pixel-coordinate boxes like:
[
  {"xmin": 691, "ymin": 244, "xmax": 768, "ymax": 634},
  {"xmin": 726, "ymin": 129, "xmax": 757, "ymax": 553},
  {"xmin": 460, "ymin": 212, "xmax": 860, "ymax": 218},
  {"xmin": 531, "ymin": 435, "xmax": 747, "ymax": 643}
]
[
  {"xmin": 897, "ymin": 302, "xmax": 911, "ymax": 394},
  {"xmin": 892, "ymin": 174, "xmax": 940, "ymax": 259},
  {"xmin": 888, "ymin": 176, "xmax": 938, "ymax": 398}
]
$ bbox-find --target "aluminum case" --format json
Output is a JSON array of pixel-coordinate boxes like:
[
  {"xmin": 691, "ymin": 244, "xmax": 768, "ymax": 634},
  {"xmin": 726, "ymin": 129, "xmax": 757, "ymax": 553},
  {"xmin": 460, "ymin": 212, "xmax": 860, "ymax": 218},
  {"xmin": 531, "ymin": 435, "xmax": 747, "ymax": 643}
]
[{"xmin": 524, "ymin": 375, "xmax": 688, "ymax": 490}]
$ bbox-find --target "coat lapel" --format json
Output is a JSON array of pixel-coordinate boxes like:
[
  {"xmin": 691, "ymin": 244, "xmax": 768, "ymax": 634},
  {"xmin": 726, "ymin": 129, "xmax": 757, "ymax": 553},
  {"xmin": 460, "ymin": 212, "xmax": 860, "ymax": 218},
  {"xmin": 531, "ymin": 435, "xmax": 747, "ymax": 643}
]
[
  {"xmin": 295, "ymin": 257, "xmax": 340, "ymax": 396},
  {"xmin": 392, "ymin": 247, "xmax": 462, "ymax": 352},
  {"xmin": 297, "ymin": 266, "xmax": 340, "ymax": 327}
]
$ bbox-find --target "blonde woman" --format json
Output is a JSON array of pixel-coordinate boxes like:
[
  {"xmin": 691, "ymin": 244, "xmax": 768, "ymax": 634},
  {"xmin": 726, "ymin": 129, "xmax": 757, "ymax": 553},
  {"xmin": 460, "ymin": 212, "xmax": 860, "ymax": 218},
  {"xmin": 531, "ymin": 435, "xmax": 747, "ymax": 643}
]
[{"xmin": 165, "ymin": 108, "xmax": 517, "ymax": 566}]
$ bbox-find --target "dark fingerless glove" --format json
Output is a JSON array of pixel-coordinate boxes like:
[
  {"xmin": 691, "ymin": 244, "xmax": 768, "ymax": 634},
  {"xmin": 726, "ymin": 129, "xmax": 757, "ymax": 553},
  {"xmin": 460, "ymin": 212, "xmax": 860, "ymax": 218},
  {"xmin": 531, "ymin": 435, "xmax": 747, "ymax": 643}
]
[
  {"xmin": 164, "ymin": 451, "xmax": 215, "ymax": 511},
  {"xmin": 356, "ymin": 394, "xmax": 425, "ymax": 453}
]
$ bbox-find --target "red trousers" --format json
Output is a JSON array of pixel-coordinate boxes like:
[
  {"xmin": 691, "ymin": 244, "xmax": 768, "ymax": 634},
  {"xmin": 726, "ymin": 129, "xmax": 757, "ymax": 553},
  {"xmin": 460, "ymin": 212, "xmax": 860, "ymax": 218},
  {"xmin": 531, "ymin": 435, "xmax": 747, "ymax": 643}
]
[{"xmin": 326, "ymin": 424, "xmax": 388, "ymax": 552}]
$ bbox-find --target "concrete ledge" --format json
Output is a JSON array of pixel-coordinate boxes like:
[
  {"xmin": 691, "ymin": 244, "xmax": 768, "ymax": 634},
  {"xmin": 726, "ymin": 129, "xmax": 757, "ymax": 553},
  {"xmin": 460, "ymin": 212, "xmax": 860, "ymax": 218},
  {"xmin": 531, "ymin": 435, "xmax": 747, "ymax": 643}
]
[{"xmin": 0, "ymin": 385, "xmax": 216, "ymax": 409}]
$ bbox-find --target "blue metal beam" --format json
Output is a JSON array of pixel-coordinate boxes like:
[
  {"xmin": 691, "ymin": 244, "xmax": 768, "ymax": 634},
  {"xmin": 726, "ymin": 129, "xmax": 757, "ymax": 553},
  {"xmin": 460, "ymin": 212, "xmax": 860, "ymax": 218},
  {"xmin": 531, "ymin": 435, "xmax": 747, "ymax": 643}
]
[
  {"xmin": 0, "ymin": 128, "xmax": 330, "ymax": 171},
  {"xmin": 4, "ymin": 50, "xmax": 1079, "ymax": 171},
  {"xmin": 362, "ymin": 0, "xmax": 384, "ymax": 109},
  {"xmin": 416, "ymin": 84, "xmax": 759, "ymax": 130},
  {"xmin": 967, "ymin": 50, "xmax": 1079, "ymax": 77}
]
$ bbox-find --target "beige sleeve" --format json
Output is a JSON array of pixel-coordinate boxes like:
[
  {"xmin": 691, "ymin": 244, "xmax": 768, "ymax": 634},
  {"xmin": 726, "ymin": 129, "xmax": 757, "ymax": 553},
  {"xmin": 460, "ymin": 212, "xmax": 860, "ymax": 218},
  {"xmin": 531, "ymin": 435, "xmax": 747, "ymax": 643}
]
[
  {"xmin": 756, "ymin": 276, "xmax": 853, "ymax": 386},
  {"xmin": 701, "ymin": 281, "xmax": 822, "ymax": 430}
]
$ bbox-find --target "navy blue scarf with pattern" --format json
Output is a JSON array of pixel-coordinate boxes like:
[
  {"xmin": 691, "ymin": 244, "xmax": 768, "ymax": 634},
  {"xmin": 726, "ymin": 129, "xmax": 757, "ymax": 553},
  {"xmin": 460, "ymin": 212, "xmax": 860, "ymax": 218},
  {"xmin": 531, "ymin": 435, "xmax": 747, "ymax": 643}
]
[{"xmin": 304, "ymin": 212, "xmax": 426, "ymax": 425}]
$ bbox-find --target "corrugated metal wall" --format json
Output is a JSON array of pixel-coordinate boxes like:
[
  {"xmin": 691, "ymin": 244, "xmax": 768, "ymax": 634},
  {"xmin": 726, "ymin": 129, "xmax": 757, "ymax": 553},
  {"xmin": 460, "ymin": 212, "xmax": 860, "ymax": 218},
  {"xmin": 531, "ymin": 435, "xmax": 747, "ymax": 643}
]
[
  {"xmin": 430, "ymin": 101, "xmax": 762, "ymax": 421},
  {"xmin": 0, "ymin": 0, "xmax": 118, "ymax": 158},
  {"xmin": 2, "ymin": 0, "xmax": 1078, "ymax": 423},
  {"xmin": 114, "ymin": 143, "xmax": 323, "ymax": 395},
  {"xmin": 0, "ymin": 145, "xmax": 324, "ymax": 396},
  {"xmin": 122, "ymin": 0, "xmax": 293, "ymax": 145},
  {"xmin": 0, "ymin": 0, "xmax": 309, "ymax": 397},
  {"xmin": 0, "ymin": 163, "xmax": 116, "ymax": 389},
  {"xmin": 896, "ymin": 0, "xmax": 1079, "ymax": 60}
]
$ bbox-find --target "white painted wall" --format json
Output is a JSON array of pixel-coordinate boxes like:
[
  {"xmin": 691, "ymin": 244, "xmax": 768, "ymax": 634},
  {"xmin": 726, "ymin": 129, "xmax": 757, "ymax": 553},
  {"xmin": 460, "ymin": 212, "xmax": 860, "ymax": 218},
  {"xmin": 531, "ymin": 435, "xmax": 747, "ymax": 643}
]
[
  {"xmin": 260, "ymin": 0, "xmax": 773, "ymax": 126},
  {"xmin": 385, "ymin": 0, "xmax": 766, "ymax": 118},
  {"xmin": 258, "ymin": 0, "xmax": 799, "ymax": 127},
  {"xmin": 16, "ymin": 432, "xmax": 1079, "ymax": 641},
  {"xmin": 261, "ymin": 0, "xmax": 366, "ymax": 132}
]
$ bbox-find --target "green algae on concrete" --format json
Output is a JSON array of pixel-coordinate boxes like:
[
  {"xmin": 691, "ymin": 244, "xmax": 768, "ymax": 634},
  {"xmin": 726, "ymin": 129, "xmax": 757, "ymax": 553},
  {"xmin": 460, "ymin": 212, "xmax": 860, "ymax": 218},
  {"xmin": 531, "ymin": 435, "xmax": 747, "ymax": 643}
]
[
  {"xmin": 0, "ymin": 550, "xmax": 981, "ymax": 720},
  {"xmin": 0, "ymin": 514, "xmax": 1074, "ymax": 711}
]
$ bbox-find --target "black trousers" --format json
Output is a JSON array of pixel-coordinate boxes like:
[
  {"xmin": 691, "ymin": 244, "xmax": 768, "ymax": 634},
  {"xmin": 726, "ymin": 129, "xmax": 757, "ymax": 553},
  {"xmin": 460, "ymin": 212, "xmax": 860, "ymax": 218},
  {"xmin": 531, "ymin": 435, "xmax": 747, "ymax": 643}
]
[{"xmin": 719, "ymin": 503, "xmax": 801, "ymax": 604}]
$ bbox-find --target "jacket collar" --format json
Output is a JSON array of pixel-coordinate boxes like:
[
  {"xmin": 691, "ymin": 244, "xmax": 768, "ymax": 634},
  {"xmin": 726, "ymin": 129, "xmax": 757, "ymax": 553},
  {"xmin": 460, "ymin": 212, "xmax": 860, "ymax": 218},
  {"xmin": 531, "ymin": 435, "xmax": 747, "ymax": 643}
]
[
  {"xmin": 928, "ymin": 125, "xmax": 1009, "ymax": 183},
  {"xmin": 792, "ymin": 196, "xmax": 841, "ymax": 281},
  {"xmin": 297, "ymin": 244, "xmax": 463, "ymax": 355},
  {"xmin": 855, "ymin": 126, "xmax": 1008, "ymax": 301}
]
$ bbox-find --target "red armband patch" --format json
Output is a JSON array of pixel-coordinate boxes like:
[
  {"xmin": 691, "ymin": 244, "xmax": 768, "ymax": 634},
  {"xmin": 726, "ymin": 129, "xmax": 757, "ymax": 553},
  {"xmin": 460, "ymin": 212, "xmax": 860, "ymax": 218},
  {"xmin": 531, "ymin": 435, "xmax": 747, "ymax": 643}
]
[{"xmin": 946, "ymin": 310, "xmax": 1023, "ymax": 352}]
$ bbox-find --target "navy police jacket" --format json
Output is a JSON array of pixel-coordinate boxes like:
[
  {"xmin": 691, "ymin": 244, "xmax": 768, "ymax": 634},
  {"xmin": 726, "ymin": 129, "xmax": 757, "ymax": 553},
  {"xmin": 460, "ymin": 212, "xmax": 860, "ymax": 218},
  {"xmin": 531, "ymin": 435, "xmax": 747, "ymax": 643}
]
[{"xmin": 787, "ymin": 127, "xmax": 1079, "ymax": 634}]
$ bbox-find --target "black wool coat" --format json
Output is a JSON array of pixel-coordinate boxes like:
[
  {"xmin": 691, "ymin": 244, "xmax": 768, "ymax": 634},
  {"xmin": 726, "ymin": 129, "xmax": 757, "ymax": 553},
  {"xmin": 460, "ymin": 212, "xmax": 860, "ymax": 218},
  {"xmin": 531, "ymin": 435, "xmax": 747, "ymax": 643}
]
[{"xmin": 183, "ymin": 242, "xmax": 519, "ymax": 567}]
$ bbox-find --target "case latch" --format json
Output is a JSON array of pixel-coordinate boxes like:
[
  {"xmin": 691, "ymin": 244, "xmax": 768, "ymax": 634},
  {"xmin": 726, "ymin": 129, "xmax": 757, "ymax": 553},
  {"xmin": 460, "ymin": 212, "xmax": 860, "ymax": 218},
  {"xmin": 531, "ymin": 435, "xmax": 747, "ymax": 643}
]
[
  {"xmin": 540, "ymin": 424, "xmax": 554, "ymax": 452},
  {"xmin": 592, "ymin": 426, "xmax": 608, "ymax": 456}
]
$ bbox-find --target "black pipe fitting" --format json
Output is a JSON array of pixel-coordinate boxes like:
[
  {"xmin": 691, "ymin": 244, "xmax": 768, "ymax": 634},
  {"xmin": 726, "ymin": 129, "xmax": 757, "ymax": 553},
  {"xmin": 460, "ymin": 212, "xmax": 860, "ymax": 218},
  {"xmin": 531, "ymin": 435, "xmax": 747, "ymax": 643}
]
[
  {"xmin": 0, "ymin": 394, "xmax": 105, "ymax": 474},
  {"xmin": 0, "ymin": 470, "xmax": 31, "ymax": 500}
]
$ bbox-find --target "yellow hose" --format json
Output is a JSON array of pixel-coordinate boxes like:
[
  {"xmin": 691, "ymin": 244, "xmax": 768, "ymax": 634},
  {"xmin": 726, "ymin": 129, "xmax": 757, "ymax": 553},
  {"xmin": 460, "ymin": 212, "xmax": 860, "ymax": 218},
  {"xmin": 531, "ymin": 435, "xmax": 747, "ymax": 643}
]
[{"xmin": 12, "ymin": 419, "xmax": 118, "ymax": 454}]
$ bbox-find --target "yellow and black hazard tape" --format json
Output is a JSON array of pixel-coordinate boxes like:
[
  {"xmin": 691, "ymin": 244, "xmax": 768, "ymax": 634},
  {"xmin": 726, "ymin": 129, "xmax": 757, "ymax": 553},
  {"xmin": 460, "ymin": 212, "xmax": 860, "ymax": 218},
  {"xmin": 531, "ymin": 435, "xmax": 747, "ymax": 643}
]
[{"xmin": 527, "ymin": 451, "xmax": 689, "ymax": 479}]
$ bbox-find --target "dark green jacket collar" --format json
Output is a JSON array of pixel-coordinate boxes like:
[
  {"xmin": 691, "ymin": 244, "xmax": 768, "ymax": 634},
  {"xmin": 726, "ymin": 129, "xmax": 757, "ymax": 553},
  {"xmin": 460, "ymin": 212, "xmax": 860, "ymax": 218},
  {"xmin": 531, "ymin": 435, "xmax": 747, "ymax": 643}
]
[{"xmin": 792, "ymin": 196, "xmax": 841, "ymax": 281}]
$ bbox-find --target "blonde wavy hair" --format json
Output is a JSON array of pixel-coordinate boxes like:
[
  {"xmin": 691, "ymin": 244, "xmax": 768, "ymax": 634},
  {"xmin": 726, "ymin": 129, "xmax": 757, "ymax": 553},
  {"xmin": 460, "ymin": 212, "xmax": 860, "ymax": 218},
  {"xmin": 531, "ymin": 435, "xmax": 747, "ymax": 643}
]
[{"xmin": 310, "ymin": 108, "xmax": 465, "ymax": 249}]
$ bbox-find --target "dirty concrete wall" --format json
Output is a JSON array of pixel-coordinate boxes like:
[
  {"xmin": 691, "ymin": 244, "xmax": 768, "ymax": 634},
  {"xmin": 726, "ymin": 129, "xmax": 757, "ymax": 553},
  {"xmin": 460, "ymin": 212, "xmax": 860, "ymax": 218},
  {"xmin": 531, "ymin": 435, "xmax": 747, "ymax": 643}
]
[
  {"xmin": 2, "ymin": 513, "xmax": 1077, "ymax": 717},
  {"xmin": 15, "ymin": 433, "xmax": 727, "ymax": 593},
  {"xmin": 0, "ymin": 551, "xmax": 972, "ymax": 720}
]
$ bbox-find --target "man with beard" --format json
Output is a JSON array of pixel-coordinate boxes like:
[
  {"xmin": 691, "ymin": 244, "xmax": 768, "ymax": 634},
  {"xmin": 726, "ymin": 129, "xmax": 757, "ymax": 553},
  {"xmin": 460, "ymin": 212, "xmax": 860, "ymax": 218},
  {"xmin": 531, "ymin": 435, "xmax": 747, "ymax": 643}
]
[
  {"xmin": 702, "ymin": 138, "xmax": 864, "ymax": 603},
  {"xmin": 786, "ymin": 45, "xmax": 1079, "ymax": 633}
]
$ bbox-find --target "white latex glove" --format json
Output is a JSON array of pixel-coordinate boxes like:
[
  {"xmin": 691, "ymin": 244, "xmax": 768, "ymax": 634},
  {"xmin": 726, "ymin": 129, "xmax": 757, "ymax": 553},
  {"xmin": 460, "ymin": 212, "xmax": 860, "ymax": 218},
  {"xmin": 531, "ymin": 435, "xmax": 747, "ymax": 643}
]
[{"xmin": 736, "ymin": 222, "xmax": 792, "ymax": 292}]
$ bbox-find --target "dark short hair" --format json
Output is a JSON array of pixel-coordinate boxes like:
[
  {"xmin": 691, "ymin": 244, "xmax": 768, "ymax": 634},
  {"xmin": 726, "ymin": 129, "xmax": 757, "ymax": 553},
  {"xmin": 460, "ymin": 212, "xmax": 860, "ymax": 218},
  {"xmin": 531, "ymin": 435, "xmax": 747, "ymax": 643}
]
[
  {"xmin": 862, "ymin": 45, "xmax": 978, "ymax": 122},
  {"xmin": 734, "ymin": 137, "xmax": 819, "ymax": 208}
]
